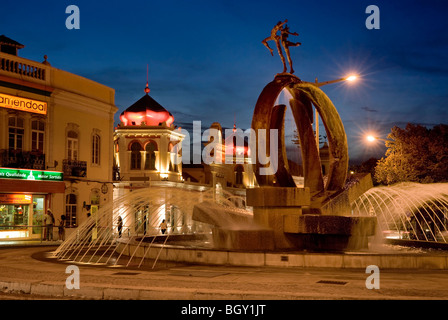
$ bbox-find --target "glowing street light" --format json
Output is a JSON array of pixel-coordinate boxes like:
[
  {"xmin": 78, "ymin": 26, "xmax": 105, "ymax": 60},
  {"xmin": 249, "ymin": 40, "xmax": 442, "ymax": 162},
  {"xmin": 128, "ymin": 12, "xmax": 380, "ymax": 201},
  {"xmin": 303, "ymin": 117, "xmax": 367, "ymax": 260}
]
[
  {"xmin": 365, "ymin": 135, "xmax": 389, "ymax": 143},
  {"xmin": 313, "ymin": 74, "xmax": 359, "ymax": 87},
  {"xmin": 366, "ymin": 135, "xmax": 377, "ymax": 142}
]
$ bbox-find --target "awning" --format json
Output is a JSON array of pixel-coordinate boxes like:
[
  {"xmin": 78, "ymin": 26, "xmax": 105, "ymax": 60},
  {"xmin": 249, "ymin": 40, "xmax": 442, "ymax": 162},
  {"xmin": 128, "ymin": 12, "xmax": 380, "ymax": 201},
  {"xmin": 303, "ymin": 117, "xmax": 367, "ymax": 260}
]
[{"xmin": 0, "ymin": 179, "xmax": 65, "ymax": 193}]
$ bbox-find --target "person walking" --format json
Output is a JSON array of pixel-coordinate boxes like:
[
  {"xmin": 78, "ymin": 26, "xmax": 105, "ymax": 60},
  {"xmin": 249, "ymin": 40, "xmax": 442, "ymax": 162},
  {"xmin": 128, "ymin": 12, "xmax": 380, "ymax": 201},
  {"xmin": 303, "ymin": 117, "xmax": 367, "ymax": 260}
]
[
  {"xmin": 117, "ymin": 216, "xmax": 123, "ymax": 238},
  {"xmin": 160, "ymin": 219, "xmax": 167, "ymax": 234}
]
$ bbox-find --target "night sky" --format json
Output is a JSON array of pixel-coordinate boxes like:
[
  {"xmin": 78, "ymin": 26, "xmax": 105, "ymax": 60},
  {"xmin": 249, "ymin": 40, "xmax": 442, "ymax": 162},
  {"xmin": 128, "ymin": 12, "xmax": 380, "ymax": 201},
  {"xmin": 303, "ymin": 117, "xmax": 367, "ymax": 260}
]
[{"xmin": 2, "ymin": 0, "xmax": 448, "ymax": 163}]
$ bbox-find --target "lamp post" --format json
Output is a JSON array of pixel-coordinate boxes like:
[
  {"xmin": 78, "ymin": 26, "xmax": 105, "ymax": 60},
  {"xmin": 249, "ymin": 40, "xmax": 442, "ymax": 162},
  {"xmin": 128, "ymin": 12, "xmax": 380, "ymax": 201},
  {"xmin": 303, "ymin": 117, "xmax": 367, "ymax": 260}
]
[{"xmin": 307, "ymin": 75, "xmax": 358, "ymax": 152}]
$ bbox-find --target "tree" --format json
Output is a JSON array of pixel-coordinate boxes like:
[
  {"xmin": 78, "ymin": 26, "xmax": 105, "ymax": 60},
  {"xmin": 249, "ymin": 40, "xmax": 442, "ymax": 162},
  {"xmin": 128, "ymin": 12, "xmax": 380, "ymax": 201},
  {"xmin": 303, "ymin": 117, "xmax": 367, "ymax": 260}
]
[
  {"xmin": 374, "ymin": 123, "xmax": 448, "ymax": 185},
  {"xmin": 350, "ymin": 157, "xmax": 380, "ymax": 185}
]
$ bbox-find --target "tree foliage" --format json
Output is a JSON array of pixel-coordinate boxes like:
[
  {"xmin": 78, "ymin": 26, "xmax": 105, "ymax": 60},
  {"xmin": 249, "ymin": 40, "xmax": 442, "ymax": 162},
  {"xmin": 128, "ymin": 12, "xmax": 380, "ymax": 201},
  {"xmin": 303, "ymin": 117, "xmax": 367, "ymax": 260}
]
[{"xmin": 374, "ymin": 124, "xmax": 448, "ymax": 185}]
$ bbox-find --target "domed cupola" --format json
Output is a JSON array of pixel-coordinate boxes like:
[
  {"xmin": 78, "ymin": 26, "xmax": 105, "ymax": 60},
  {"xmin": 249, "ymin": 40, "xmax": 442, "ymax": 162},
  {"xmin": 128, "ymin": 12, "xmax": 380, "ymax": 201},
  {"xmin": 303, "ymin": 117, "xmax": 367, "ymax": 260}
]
[{"xmin": 119, "ymin": 82, "xmax": 174, "ymax": 126}]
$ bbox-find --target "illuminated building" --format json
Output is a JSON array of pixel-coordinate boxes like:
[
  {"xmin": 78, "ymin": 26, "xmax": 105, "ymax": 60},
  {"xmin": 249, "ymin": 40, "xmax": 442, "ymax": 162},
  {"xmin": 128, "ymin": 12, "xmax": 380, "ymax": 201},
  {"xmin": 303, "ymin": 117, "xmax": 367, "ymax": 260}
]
[
  {"xmin": 0, "ymin": 36, "xmax": 117, "ymax": 240},
  {"xmin": 113, "ymin": 82, "xmax": 185, "ymax": 190},
  {"xmin": 183, "ymin": 122, "xmax": 256, "ymax": 190}
]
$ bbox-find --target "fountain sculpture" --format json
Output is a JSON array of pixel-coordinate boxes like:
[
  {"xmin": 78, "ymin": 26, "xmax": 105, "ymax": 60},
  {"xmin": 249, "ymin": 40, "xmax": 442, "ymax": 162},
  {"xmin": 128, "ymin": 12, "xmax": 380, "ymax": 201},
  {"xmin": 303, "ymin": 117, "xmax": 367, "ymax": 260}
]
[{"xmin": 53, "ymin": 21, "xmax": 383, "ymax": 269}]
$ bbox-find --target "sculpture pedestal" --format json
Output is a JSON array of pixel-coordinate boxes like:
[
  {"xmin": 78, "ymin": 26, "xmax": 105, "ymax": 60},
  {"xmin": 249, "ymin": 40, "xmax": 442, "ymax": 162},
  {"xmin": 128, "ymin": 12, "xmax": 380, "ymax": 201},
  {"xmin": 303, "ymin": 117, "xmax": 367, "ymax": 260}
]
[
  {"xmin": 246, "ymin": 187, "xmax": 311, "ymax": 250},
  {"xmin": 247, "ymin": 187, "xmax": 377, "ymax": 251}
]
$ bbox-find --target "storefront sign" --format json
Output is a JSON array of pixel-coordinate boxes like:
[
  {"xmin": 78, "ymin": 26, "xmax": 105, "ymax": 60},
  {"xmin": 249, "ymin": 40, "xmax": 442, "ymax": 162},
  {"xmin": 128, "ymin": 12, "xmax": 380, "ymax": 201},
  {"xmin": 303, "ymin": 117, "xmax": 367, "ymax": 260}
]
[
  {"xmin": 0, "ymin": 93, "xmax": 47, "ymax": 115},
  {"xmin": 0, "ymin": 194, "xmax": 32, "ymax": 204},
  {"xmin": 0, "ymin": 168, "xmax": 63, "ymax": 181}
]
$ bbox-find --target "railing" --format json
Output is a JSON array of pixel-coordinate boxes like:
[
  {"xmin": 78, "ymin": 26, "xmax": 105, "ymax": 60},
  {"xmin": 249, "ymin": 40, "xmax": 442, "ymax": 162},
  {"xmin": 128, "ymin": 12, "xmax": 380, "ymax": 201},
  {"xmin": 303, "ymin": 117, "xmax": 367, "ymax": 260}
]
[
  {"xmin": 0, "ymin": 149, "xmax": 46, "ymax": 170},
  {"xmin": 63, "ymin": 159, "xmax": 87, "ymax": 177},
  {"xmin": 0, "ymin": 56, "xmax": 46, "ymax": 80}
]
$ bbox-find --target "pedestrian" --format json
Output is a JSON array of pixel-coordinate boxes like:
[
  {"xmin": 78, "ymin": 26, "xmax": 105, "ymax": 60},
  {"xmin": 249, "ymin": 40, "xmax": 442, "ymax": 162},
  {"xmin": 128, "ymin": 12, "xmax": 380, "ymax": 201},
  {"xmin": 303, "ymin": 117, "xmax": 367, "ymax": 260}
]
[
  {"xmin": 58, "ymin": 214, "xmax": 66, "ymax": 241},
  {"xmin": 44, "ymin": 209, "xmax": 55, "ymax": 241},
  {"xmin": 160, "ymin": 219, "xmax": 167, "ymax": 234},
  {"xmin": 117, "ymin": 216, "xmax": 123, "ymax": 238}
]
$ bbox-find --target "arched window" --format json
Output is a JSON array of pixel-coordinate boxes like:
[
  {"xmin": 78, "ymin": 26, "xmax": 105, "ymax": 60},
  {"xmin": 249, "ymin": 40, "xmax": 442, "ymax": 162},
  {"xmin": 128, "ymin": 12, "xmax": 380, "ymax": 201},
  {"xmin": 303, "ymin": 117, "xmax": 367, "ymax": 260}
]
[
  {"xmin": 65, "ymin": 193, "xmax": 77, "ymax": 227},
  {"xmin": 130, "ymin": 142, "xmax": 142, "ymax": 170},
  {"xmin": 8, "ymin": 116, "xmax": 24, "ymax": 151},
  {"xmin": 31, "ymin": 119, "xmax": 45, "ymax": 153},
  {"xmin": 92, "ymin": 134, "xmax": 101, "ymax": 165},
  {"xmin": 67, "ymin": 130, "xmax": 79, "ymax": 160},
  {"xmin": 144, "ymin": 141, "xmax": 157, "ymax": 170}
]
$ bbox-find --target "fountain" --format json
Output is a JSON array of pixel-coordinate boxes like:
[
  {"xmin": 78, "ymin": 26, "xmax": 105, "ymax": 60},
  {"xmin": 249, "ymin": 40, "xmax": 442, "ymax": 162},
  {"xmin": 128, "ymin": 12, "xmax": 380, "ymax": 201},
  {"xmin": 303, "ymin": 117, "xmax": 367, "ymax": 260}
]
[
  {"xmin": 52, "ymin": 70, "xmax": 378, "ymax": 268},
  {"xmin": 352, "ymin": 182, "xmax": 448, "ymax": 249},
  {"xmin": 50, "ymin": 22, "xmax": 448, "ymax": 271},
  {"xmin": 52, "ymin": 186, "xmax": 252, "ymax": 268}
]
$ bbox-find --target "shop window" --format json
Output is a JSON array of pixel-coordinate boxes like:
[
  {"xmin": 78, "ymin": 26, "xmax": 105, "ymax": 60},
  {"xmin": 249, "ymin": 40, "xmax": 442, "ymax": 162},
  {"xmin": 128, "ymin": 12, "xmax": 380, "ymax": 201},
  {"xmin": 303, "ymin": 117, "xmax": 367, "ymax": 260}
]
[
  {"xmin": 65, "ymin": 193, "xmax": 77, "ymax": 227},
  {"xmin": 130, "ymin": 142, "xmax": 142, "ymax": 170},
  {"xmin": 92, "ymin": 134, "xmax": 101, "ymax": 165},
  {"xmin": 31, "ymin": 119, "xmax": 45, "ymax": 153},
  {"xmin": 8, "ymin": 116, "xmax": 24, "ymax": 151}
]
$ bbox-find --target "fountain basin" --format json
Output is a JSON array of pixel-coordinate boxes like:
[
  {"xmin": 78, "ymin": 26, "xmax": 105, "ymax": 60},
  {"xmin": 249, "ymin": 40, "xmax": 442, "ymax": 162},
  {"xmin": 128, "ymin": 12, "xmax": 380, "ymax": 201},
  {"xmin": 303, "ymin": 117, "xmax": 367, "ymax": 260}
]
[
  {"xmin": 114, "ymin": 240, "xmax": 448, "ymax": 269},
  {"xmin": 283, "ymin": 215, "xmax": 377, "ymax": 251}
]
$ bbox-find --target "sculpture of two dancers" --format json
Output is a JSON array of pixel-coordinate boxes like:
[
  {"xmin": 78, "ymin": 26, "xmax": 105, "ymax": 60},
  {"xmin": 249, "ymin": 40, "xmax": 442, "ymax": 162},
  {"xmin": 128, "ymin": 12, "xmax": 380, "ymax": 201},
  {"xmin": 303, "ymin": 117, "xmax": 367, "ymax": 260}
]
[{"xmin": 262, "ymin": 19, "xmax": 301, "ymax": 74}]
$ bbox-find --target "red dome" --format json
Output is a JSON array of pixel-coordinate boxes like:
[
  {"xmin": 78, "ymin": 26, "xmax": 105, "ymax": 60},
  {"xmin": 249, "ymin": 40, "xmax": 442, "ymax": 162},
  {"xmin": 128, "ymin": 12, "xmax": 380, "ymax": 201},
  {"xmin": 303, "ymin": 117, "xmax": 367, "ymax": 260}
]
[{"xmin": 120, "ymin": 94, "xmax": 174, "ymax": 126}]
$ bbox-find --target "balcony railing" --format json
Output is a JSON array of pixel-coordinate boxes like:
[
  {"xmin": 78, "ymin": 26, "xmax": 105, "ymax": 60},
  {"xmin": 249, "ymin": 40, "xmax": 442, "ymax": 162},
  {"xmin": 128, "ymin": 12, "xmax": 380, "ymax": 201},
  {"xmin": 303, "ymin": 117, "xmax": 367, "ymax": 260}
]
[
  {"xmin": 0, "ymin": 149, "xmax": 45, "ymax": 170},
  {"xmin": 63, "ymin": 159, "xmax": 87, "ymax": 178},
  {"xmin": 0, "ymin": 56, "xmax": 46, "ymax": 81}
]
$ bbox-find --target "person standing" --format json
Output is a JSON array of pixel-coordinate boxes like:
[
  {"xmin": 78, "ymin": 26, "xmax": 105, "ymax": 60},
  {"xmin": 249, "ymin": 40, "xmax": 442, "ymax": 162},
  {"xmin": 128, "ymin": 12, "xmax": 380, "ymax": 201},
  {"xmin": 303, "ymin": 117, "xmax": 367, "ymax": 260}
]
[
  {"xmin": 44, "ymin": 209, "xmax": 55, "ymax": 241},
  {"xmin": 58, "ymin": 214, "xmax": 66, "ymax": 241}
]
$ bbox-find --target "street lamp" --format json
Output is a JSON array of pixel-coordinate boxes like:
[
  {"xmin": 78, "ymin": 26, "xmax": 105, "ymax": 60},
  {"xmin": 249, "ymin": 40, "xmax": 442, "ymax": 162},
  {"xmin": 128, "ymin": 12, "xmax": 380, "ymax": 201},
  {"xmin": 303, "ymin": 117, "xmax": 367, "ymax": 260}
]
[
  {"xmin": 313, "ymin": 74, "xmax": 358, "ymax": 88},
  {"xmin": 366, "ymin": 135, "xmax": 388, "ymax": 143},
  {"xmin": 308, "ymin": 74, "xmax": 359, "ymax": 151}
]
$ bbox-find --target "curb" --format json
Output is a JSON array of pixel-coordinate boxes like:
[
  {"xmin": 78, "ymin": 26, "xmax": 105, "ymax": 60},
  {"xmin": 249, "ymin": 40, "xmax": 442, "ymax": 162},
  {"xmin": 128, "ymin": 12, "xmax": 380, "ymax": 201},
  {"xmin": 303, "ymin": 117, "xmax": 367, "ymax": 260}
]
[{"xmin": 0, "ymin": 279, "xmax": 377, "ymax": 300}]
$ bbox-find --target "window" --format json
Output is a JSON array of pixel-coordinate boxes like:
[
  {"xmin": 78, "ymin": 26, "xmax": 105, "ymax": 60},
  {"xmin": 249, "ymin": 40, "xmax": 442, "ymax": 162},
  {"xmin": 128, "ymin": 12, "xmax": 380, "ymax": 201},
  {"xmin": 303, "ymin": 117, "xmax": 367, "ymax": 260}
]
[
  {"xmin": 31, "ymin": 119, "xmax": 45, "ymax": 153},
  {"xmin": 8, "ymin": 116, "xmax": 24, "ymax": 151},
  {"xmin": 67, "ymin": 130, "xmax": 79, "ymax": 160},
  {"xmin": 235, "ymin": 165, "xmax": 244, "ymax": 185},
  {"xmin": 130, "ymin": 142, "xmax": 142, "ymax": 170},
  {"xmin": 145, "ymin": 142, "xmax": 157, "ymax": 170},
  {"xmin": 92, "ymin": 134, "xmax": 101, "ymax": 165},
  {"xmin": 65, "ymin": 193, "xmax": 77, "ymax": 227}
]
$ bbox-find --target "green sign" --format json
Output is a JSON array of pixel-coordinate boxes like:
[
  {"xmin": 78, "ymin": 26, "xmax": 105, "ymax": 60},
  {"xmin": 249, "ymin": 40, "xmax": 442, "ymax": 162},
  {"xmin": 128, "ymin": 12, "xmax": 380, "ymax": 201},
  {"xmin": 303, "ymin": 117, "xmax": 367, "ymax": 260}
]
[{"xmin": 0, "ymin": 168, "xmax": 63, "ymax": 181}]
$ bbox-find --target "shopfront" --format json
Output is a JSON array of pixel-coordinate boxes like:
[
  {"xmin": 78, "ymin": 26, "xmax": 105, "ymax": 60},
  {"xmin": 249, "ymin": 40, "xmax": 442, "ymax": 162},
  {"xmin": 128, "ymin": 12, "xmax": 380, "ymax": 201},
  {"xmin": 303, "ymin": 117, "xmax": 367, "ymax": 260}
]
[
  {"xmin": 0, "ymin": 167, "xmax": 65, "ymax": 240},
  {"xmin": 0, "ymin": 193, "xmax": 46, "ymax": 239}
]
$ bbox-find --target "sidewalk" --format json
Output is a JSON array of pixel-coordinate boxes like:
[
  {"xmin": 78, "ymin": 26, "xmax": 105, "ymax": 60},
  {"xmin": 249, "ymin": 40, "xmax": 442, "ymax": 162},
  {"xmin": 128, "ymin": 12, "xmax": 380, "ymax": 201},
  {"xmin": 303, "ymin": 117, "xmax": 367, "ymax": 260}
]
[
  {"xmin": 1, "ymin": 245, "xmax": 448, "ymax": 300},
  {"xmin": 0, "ymin": 239, "xmax": 62, "ymax": 247}
]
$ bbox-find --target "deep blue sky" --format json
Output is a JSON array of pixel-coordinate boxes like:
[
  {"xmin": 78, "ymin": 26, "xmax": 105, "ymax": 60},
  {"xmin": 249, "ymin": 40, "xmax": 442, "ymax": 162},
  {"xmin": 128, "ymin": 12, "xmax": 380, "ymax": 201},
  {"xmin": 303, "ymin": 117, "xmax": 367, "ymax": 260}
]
[{"xmin": 2, "ymin": 0, "xmax": 448, "ymax": 163}]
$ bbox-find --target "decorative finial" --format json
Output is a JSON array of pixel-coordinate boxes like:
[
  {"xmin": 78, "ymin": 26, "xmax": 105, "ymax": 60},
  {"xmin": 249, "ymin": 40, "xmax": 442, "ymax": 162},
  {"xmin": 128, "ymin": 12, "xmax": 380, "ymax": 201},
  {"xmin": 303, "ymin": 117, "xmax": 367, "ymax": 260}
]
[
  {"xmin": 144, "ymin": 82, "xmax": 150, "ymax": 94},
  {"xmin": 42, "ymin": 54, "xmax": 51, "ymax": 66},
  {"xmin": 144, "ymin": 64, "xmax": 150, "ymax": 94},
  {"xmin": 233, "ymin": 112, "xmax": 237, "ymax": 133}
]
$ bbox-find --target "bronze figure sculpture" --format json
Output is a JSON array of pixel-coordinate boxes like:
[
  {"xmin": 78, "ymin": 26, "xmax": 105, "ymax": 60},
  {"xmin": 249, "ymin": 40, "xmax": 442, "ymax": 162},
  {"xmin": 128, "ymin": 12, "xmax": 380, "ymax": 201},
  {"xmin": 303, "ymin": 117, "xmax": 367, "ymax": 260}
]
[
  {"xmin": 280, "ymin": 25, "xmax": 301, "ymax": 74},
  {"xmin": 262, "ymin": 20, "xmax": 301, "ymax": 74},
  {"xmin": 262, "ymin": 20, "xmax": 288, "ymax": 70}
]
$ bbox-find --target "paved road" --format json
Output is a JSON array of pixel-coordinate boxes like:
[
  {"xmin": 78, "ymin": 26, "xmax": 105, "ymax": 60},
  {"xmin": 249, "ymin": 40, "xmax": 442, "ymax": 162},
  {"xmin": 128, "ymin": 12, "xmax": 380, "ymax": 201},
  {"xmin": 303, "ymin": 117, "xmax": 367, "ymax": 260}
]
[{"xmin": 1, "ymin": 245, "xmax": 448, "ymax": 302}]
